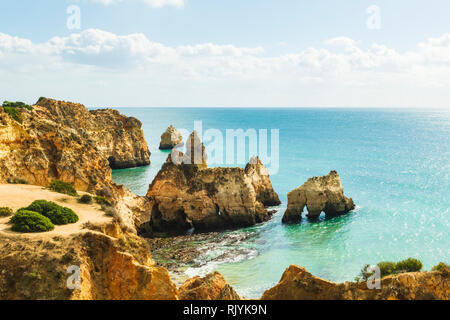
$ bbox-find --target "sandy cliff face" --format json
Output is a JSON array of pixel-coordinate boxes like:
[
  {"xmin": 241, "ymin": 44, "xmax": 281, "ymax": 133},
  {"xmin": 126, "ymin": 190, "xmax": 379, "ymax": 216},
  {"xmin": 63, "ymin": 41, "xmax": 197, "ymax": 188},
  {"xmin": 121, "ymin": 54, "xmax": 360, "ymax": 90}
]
[
  {"xmin": 283, "ymin": 170, "xmax": 355, "ymax": 223},
  {"xmin": 0, "ymin": 98, "xmax": 150, "ymax": 193},
  {"xmin": 0, "ymin": 224, "xmax": 178, "ymax": 300},
  {"xmin": 146, "ymin": 148, "xmax": 280, "ymax": 232},
  {"xmin": 261, "ymin": 264, "xmax": 449, "ymax": 300}
]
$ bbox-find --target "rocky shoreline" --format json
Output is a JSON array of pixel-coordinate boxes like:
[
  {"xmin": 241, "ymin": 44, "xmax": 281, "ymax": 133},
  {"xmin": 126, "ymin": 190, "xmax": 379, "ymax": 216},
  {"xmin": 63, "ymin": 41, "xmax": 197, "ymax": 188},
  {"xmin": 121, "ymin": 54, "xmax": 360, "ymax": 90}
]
[
  {"xmin": 0, "ymin": 98, "xmax": 447, "ymax": 300},
  {"xmin": 147, "ymin": 229, "xmax": 260, "ymax": 286}
]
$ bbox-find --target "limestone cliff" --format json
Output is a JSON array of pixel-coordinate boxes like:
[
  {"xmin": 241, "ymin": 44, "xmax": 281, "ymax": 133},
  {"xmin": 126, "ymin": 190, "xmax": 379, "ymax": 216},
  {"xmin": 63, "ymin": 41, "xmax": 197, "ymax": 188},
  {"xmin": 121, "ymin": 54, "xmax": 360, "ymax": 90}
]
[
  {"xmin": 146, "ymin": 135, "xmax": 280, "ymax": 232},
  {"xmin": 282, "ymin": 170, "xmax": 355, "ymax": 223},
  {"xmin": 261, "ymin": 264, "xmax": 449, "ymax": 300},
  {"xmin": 0, "ymin": 98, "xmax": 150, "ymax": 193},
  {"xmin": 0, "ymin": 223, "xmax": 178, "ymax": 300}
]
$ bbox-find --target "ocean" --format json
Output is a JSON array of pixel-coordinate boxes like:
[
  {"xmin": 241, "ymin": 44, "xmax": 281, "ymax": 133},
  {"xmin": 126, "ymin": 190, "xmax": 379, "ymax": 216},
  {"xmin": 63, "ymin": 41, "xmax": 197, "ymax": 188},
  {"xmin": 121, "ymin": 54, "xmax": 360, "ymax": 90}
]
[{"xmin": 111, "ymin": 108, "xmax": 450, "ymax": 298}]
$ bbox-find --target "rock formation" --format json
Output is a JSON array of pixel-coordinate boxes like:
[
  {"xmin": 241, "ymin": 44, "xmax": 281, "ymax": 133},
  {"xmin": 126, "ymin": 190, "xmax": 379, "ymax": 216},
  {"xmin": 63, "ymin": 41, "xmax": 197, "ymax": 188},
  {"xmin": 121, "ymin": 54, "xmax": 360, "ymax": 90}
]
[
  {"xmin": 159, "ymin": 125, "xmax": 183, "ymax": 150},
  {"xmin": 245, "ymin": 156, "xmax": 281, "ymax": 207},
  {"xmin": 260, "ymin": 264, "xmax": 449, "ymax": 300},
  {"xmin": 0, "ymin": 99, "xmax": 247, "ymax": 301},
  {"xmin": 179, "ymin": 272, "xmax": 242, "ymax": 300},
  {"xmin": 282, "ymin": 170, "xmax": 354, "ymax": 223},
  {"xmin": 0, "ymin": 98, "xmax": 150, "ymax": 192},
  {"xmin": 146, "ymin": 133, "xmax": 280, "ymax": 232},
  {"xmin": 0, "ymin": 98, "xmax": 156, "ymax": 236},
  {"xmin": 0, "ymin": 222, "xmax": 178, "ymax": 300}
]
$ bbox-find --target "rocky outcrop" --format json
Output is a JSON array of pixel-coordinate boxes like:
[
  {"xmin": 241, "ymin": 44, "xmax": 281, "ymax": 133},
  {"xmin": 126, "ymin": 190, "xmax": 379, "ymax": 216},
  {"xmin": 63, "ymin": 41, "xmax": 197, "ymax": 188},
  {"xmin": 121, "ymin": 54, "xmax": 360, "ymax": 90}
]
[
  {"xmin": 0, "ymin": 98, "xmax": 150, "ymax": 193},
  {"xmin": 0, "ymin": 223, "xmax": 178, "ymax": 300},
  {"xmin": 261, "ymin": 264, "xmax": 449, "ymax": 300},
  {"xmin": 146, "ymin": 133, "xmax": 280, "ymax": 232},
  {"xmin": 282, "ymin": 171, "xmax": 354, "ymax": 223},
  {"xmin": 179, "ymin": 272, "xmax": 242, "ymax": 300},
  {"xmin": 245, "ymin": 156, "xmax": 281, "ymax": 207},
  {"xmin": 159, "ymin": 125, "xmax": 183, "ymax": 150},
  {"xmin": 89, "ymin": 108, "xmax": 150, "ymax": 169},
  {"xmin": 0, "ymin": 98, "xmax": 154, "ymax": 233}
]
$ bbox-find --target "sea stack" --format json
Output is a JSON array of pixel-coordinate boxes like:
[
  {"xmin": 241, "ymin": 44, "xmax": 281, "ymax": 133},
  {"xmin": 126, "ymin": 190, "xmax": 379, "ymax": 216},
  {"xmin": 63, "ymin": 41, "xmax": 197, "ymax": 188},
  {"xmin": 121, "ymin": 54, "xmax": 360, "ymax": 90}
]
[
  {"xmin": 282, "ymin": 170, "xmax": 355, "ymax": 224},
  {"xmin": 146, "ymin": 132, "xmax": 280, "ymax": 232},
  {"xmin": 159, "ymin": 125, "xmax": 183, "ymax": 150},
  {"xmin": 245, "ymin": 156, "xmax": 281, "ymax": 207}
]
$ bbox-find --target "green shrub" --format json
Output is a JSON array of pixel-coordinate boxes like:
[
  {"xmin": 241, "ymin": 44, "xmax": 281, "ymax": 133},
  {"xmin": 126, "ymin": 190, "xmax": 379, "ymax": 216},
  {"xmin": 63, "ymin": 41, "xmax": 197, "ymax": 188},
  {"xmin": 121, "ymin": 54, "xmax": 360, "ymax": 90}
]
[
  {"xmin": 431, "ymin": 262, "xmax": 449, "ymax": 272},
  {"xmin": 10, "ymin": 210, "xmax": 54, "ymax": 233},
  {"xmin": 395, "ymin": 258, "xmax": 423, "ymax": 273},
  {"xmin": 103, "ymin": 207, "xmax": 117, "ymax": 217},
  {"xmin": 47, "ymin": 180, "xmax": 78, "ymax": 196},
  {"xmin": 0, "ymin": 207, "xmax": 14, "ymax": 217},
  {"xmin": 357, "ymin": 258, "xmax": 424, "ymax": 281},
  {"xmin": 356, "ymin": 264, "xmax": 375, "ymax": 282},
  {"xmin": 7, "ymin": 177, "xmax": 29, "ymax": 184},
  {"xmin": 78, "ymin": 194, "xmax": 92, "ymax": 204},
  {"xmin": 3, "ymin": 106, "xmax": 23, "ymax": 122},
  {"xmin": 377, "ymin": 261, "xmax": 397, "ymax": 277},
  {"xmin": 2, "ymin": 101, "xmax": 32, "ymax": 123},
  {"xmin": 2, "ymin": 101, "xmax": 32, "ymax": 110},
  {"xmin": 23, "ymin": 200, "xmax": 79, "ymax": 225},
  {"xmin": 94, "ymin": 196, "xmax": 112, "ymax": 207}
]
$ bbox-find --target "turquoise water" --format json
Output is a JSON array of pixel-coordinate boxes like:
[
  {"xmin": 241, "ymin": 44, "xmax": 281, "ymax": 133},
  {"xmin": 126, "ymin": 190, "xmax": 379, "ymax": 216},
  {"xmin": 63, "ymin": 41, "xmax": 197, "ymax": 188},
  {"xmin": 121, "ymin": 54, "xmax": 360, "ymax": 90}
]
[{"xmin": 112, "ymin": 108, "xmax": 450, "ymax": 298}]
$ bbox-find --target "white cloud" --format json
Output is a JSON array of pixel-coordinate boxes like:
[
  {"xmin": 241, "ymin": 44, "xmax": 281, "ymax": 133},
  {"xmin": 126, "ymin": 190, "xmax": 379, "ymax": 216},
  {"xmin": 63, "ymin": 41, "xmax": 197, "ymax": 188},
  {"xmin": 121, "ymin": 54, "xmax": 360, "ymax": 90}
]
[{"xmin": 1, "ymin": 30, "xmax": 450, "ymax": 108}]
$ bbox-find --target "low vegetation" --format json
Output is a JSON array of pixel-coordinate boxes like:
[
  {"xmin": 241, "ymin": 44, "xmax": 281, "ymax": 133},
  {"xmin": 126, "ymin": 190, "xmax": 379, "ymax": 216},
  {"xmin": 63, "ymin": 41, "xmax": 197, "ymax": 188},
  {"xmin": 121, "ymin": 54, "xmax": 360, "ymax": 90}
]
[
  {"xmin": 356, "ymin": 258, "xmax": 424, "ymax": 281},
  {"xmin": 2, "ymin": 101, "xmax": 33, "ymax": 110},
  {"xmin": 103, "ymin": 207, "xmax": 117, "ymax": 217},
  {"xmin": 2, "ymin": 101, "xmax": 32, "ymax": 123},
  {"xmin": 22, "ymin": 200, "xmax": 79, "ymax": 225},
  {"xmin": 6, "ymin": 177, "xmax": 29, "ymax": 184},
  {"xmin": 10, "ymin": 210, "xmax": 55, "ymax": 233},
  {"xmin": 78, "ymin": 194, "xmax": 93, "ymax": 204},
  {"xmin": 395, "ymin": 258, "xmax": 423, "ymax": 273},
  {"xmin": 0, "ymin": 207, "xmax": 14, "ymax": 217},
  {"xmin": 47, "ymin": 180, "xmax": 78, "ymax": 196},
  {"xmin": 94, "ymin": 195, "xmax": 112, "ymax": 207},
  {"xmin": 432, "ymin": 262, "xmax": 449, "ymax": 272}
]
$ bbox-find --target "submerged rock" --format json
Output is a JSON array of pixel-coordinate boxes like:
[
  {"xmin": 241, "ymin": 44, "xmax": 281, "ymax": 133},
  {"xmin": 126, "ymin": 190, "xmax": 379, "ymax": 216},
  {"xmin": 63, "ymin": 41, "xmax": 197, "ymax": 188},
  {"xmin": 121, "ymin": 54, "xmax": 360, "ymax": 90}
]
[
  {"xmin": 159, "ymin": 125, "xmax": 183, "ymax": 150},
  {"xmin": 282, "ymin": 170, "xmax": 354, "ymax": 223},
  {"xmin": 261, "ymin": 264, "xmax": 450, "ymax": 300},
  {"xmin": 146, "ymin": 133, "xmax": 279, "ymax": 232},
  {"xmin": 179, "ymin": 272, "xmax": 242, "ymax": 300}
]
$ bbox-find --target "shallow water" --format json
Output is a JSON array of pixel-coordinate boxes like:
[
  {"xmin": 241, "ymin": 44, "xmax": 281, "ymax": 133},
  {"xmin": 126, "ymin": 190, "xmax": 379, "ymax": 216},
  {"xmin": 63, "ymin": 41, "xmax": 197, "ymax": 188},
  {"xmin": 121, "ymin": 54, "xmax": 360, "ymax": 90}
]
[{"xmin": 112, "ymin": 108, "xmax": 450, "ymax": 298}]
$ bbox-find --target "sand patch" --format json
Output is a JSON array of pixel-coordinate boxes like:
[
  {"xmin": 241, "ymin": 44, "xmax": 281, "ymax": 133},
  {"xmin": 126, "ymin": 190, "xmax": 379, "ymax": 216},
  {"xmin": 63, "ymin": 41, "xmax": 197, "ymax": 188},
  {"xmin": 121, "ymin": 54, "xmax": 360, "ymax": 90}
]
[{"xmin": 0, "ymin": 184, "xmax": 111, "ymax": 238}]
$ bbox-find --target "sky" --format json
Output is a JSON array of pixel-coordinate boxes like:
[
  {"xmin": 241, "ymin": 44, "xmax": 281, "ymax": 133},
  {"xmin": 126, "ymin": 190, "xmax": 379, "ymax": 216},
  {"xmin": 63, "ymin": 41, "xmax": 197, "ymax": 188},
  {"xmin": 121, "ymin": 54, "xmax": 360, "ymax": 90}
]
[{"xmin": 0, "ymin": 0, "xmax": 450, "ymax": 108}]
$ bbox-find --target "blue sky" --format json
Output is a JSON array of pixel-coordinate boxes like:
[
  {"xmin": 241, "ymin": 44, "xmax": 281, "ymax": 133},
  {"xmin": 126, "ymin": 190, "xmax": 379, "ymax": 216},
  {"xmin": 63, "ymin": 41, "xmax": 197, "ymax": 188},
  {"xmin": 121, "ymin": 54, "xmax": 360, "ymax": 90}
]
[{"xmin": 1, "ymin": 0, "xmax": 450, "ymax": 108}]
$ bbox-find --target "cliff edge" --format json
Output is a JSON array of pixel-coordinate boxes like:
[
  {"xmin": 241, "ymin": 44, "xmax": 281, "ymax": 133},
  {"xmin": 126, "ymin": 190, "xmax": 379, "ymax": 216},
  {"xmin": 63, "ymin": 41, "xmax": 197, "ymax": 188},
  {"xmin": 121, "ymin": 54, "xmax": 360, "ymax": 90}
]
[{"xmin": 0, "ymin": 98, "xmax": 150, "ymax": 193}]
